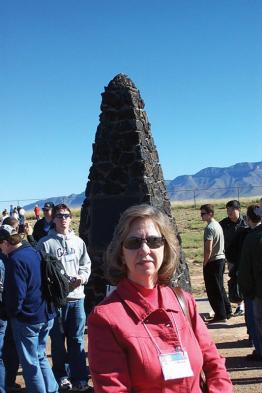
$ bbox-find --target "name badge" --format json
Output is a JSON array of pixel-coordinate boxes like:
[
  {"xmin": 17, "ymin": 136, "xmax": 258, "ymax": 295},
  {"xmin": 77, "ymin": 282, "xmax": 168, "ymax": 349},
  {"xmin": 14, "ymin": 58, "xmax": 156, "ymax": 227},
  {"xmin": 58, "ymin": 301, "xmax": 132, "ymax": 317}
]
[
  {"xmin": 63, "ymin": 254, "xmax": 75, "ymax": 263},
  {"xmin": 159, "ymin": 351, "xmax": 193, "ymax": 380}
]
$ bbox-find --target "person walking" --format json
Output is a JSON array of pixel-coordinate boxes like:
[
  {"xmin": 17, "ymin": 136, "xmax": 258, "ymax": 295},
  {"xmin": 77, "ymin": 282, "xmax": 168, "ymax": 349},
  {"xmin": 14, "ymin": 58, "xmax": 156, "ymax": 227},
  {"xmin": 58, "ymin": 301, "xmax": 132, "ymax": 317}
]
[
  {"xmin": 220, "ymin": 200, "xmax": 247, "ymax": 316},
  {"xmin": 37, "ymin": 204, "xmax": 91, "ymax": 391},
  {"xmin": 200, "ymin": 204, "xmax": 232, "ymax": 323}
]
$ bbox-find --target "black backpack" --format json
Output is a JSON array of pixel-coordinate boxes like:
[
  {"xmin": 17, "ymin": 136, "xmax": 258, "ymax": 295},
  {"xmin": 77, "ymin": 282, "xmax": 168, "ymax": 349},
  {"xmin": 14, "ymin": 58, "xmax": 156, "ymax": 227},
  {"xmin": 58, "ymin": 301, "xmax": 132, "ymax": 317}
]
[{"xmin": 39, "ymin": 250, "xmax": 71, "ymax": 308}]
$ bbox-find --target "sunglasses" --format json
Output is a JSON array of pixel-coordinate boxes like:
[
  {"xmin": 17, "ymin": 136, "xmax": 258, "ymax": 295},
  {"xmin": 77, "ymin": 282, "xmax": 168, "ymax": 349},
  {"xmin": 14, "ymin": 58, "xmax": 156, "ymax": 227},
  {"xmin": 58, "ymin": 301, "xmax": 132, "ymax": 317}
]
[
  {"xmin": 123, "ymin": 236, "xmax": 165, "ymax": 250},
  {"xmin": 200, "ymin": 212, "xmax": 207, "ymax": 216},
  {"xmin": 55, "ymin": 213, "xmax": 71, "ymax": 219}
]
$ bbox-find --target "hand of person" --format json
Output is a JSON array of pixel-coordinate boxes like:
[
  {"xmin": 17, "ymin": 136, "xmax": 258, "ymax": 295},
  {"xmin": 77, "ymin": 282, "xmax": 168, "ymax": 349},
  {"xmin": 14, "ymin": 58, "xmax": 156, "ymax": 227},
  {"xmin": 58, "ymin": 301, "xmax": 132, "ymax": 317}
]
[
  {"xmin": 24, "ymin": 222, "xmax": 33, "ymax": 235},
  {"xmin": 69, "ymin": 276, "xmax": 83, "ymax": 289}
]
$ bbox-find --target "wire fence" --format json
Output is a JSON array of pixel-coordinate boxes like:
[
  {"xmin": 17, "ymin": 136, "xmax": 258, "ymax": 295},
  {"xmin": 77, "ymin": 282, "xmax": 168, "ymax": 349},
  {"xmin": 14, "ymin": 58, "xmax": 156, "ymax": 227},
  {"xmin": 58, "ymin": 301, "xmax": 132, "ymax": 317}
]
[
  {"xmin": 169, "ymin": 185, "xmax": 262, "ymax": 208},
  {"xmin": 0, "ymin": 198, "xmax": 42, "ymax": 206},
  {"xmin": 1, "ymin": 185, "xmax": 262, "ymax": 211},
  {"xmin": 0, "ymin": 198, "xmax": 56, "ymax": 212}
]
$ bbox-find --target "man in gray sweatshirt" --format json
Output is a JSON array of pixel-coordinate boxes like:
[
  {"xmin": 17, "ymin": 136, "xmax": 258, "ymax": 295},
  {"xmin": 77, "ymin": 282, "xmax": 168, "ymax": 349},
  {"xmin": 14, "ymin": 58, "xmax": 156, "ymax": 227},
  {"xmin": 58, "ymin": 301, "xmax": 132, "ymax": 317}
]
[{"xmin": 37, "ymin": 204, "xmax": 91, "ymax": 392}]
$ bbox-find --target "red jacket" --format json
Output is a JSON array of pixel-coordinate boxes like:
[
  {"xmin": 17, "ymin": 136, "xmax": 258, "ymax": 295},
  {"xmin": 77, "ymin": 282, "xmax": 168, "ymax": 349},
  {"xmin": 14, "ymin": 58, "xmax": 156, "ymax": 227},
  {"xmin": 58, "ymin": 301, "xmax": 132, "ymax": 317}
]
[{"xmin": 88, "ymin": 279, "xmax": 232, "ymax": 393}]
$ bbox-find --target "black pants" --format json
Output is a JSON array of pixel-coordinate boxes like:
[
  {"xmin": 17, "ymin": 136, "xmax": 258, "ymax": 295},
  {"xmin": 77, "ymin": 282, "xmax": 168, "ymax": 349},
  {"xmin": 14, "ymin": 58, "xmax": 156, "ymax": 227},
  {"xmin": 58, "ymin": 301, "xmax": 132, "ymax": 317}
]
[{"xmin": 203, "ymin": 259, "xmax": 232, "ymax": 319}]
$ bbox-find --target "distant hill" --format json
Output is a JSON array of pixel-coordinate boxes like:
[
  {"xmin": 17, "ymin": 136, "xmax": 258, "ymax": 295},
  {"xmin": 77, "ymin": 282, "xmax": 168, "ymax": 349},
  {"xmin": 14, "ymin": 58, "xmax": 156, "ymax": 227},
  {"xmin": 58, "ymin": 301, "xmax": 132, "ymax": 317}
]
[
  {"xmin": 167, "ymin": 161, "xmax": 262, "ymax": 200},
  {"xmin": 24, "ymin": 161, "xmax": 262, "ymax": 210},
  {"xmin": 24, "ymin": 192, "xmax": 85, "ymax": 211}
]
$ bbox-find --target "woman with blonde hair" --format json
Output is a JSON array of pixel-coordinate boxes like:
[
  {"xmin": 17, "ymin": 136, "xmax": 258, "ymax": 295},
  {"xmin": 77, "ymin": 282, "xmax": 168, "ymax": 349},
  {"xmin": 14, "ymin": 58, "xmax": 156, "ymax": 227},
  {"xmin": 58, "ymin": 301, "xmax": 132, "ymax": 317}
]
[{"xmin": 88, "ymin": 204, "xmax": 232, "ymax": 392}]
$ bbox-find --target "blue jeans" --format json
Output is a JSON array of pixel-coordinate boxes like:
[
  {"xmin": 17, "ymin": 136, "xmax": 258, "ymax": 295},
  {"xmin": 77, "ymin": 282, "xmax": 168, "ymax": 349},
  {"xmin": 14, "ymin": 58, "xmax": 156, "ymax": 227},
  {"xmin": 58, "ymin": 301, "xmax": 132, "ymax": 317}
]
[
  {"xmin": 50, "ymin": 299, "xmax": 88, "ymax": 383},
  {"xmin": 11, "ymin": 318, "xmax": 58, "ymax": 393},
  {"xmin": 244, "ymin": 298, "xmax": 259, "ymax": 351},
  {"xmin": 3, "ymin": 320, "xmax": 19, "ymax": 387},
  {"xmin": 253, "ymin": 297, "xmax": 262, "ymax": 356},
  {"xmin": 0, "ymin": 318, "xmax": 7, "ymax": 393}
]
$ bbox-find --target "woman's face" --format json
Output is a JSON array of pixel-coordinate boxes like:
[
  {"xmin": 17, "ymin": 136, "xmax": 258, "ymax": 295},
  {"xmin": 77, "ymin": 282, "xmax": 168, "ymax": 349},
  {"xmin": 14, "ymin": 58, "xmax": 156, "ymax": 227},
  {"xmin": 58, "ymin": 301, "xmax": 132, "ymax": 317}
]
[{"xmin": 122, "ymin": 218, "xmax": 164, "ymax": 288}]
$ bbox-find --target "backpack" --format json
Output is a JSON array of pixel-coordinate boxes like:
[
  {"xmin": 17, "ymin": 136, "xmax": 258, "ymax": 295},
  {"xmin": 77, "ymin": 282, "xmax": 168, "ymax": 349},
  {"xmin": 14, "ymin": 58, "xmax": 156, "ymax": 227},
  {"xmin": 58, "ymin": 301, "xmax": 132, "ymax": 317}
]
[{"xmin": 39, "ymin": 250, "xmax": 71, "ymax": 308}]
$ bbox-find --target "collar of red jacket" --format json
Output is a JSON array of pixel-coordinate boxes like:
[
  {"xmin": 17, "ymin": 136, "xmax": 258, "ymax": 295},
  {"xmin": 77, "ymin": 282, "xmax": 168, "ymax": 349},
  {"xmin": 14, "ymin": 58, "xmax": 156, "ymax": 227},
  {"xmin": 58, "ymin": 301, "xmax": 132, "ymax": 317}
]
[{"xmin": 116, "ymin": 278, "xmax": 180, "ymax": 322}]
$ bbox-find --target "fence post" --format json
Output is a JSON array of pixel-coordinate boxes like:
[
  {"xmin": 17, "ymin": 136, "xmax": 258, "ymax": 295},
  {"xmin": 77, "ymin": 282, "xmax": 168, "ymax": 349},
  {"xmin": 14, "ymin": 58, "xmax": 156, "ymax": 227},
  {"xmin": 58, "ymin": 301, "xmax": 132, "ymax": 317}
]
[
  {"xmin": 193, "ymin": 190, "xmax": 196, "ymax": 209},
  {"xmin": 237, "ymin": 187, "xmax": 240, "ymax": 202}
]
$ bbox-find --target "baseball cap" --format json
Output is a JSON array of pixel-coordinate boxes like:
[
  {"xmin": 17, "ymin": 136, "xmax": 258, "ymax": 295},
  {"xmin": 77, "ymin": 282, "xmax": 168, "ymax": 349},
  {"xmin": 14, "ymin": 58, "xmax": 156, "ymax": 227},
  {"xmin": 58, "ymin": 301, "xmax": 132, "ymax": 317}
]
[
  {"xmin": 226, "ymin": 200, "xmax": 240, "ymax": 209},
  {"xmin": 0, "ymin": 225, "xmax": 18, "ymax": 241},
  {"xmin": 42, "ymin": 202, "xmax": 54, "ymax": 210}
]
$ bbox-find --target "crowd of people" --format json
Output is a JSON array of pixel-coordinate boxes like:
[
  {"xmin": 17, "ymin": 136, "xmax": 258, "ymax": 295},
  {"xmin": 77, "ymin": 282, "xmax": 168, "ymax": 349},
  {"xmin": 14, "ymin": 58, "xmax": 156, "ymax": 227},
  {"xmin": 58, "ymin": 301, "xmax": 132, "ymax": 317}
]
[
  {"xmin": 200, "ymin": 199, "xmax": 262, "ymax": 362},
  {"xmin": 0, "ymin": 203, "xmax": 91, "ymax": 393},
  {"xmin": 0, "ymin": 197, "xmax": 261, "ymax": 392},
  {"xmin": 1, "ymin": 206, "xmax": 26, "ymax": 234}
]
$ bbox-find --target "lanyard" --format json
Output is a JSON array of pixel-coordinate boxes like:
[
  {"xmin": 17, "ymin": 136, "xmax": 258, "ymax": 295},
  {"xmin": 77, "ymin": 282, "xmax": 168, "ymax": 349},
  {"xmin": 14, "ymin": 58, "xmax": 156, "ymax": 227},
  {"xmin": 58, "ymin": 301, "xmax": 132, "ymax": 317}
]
[{"xmin": 143, "ymin": 311, "xmax": 184, "ymax": 355}]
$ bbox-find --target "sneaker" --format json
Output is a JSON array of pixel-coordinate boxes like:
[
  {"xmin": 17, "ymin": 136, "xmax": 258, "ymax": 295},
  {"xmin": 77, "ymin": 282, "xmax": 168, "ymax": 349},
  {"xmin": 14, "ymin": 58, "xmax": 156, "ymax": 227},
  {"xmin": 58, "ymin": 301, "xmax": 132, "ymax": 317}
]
[
  {"xmin": 234, "ymin": 306, "xmax": 245, "ymax": 316},
  {"xmin": 59, "ymin": 378, "xmax": 72, "ymax": 391},
  {"xmin": 6, "ymin": 383, "xmax": 22, "ymax": 392},
  {"xmin": 71, "ymin": 381, "xmax": 89, "ymax": 392}
]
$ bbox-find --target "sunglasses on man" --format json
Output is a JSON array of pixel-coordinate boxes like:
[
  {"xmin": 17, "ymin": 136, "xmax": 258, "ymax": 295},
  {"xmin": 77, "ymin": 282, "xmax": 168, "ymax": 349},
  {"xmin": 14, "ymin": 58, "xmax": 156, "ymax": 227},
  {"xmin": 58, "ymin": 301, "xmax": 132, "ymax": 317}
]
[{"xmin": 55, "ymin": 213, "xmax": 71, "ymax": 219}]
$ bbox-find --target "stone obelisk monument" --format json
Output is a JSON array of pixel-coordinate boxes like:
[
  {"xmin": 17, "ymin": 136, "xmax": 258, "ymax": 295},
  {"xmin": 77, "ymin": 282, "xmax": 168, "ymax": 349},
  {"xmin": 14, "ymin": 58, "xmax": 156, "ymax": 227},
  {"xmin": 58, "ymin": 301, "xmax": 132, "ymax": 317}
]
[{"xmin": 79, "ymin": 74, "xmax": 191, "ymax": 311}]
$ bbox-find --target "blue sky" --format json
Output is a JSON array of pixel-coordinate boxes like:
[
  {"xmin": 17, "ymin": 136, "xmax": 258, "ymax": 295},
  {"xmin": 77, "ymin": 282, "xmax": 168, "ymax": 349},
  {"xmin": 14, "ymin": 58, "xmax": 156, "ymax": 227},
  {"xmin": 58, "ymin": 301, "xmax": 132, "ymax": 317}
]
[{"xmin": 1, "ymin": 0, "xmax": 261, "ymax": 211}]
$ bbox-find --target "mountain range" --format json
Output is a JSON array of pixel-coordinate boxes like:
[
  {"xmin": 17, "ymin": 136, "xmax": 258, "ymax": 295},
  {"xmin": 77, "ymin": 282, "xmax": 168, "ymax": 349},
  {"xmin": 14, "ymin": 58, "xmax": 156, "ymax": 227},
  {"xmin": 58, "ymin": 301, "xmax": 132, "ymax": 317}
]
[
  {"xmin": 24, "ymin": 161, "xmax": 262, "ymax": 210},
  {"xmin": 167, "ymin": 161, "xmax": 262, "ymax": 200}
]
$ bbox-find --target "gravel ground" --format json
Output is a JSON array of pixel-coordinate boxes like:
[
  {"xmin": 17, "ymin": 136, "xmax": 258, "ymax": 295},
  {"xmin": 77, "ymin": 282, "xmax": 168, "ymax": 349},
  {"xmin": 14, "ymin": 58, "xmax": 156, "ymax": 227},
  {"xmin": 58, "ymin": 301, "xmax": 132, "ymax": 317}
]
[{"xmin": 207, "ymin": 314, "xmax": 262, "ymax": 392}]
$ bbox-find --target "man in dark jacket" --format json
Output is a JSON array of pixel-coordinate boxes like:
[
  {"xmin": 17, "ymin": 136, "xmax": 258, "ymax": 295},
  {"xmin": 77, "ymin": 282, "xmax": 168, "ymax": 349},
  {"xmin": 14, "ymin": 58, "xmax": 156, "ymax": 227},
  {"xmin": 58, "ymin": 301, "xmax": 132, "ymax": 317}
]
[
  {"xmin": 238, "ymin": 217, "xmax": 262, "ymax": 361},
  {"xmin": 32, "ymin": 202, "xmax": 55, "ymax": 242},
  {"xmin": 0, "ymin": 225, "xmax": 58, "ymax": 393},
  {"xmin": 220, "ymin": 200, "xmax": 247, "ymax": 316}
]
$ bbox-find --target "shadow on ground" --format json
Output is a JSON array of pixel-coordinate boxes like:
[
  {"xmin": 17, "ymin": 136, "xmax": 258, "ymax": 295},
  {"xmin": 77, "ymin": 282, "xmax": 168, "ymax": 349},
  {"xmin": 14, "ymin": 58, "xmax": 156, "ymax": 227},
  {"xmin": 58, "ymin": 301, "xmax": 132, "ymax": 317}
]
[
  {"xmin": 230, "ymin": 377, "xmax": 262, "ymax": 385},
  {"xmin": 207, "ymin": 322, "xmax": 246, "ymax": 330},
  {"xmin": 216, "ymin": 339, "xmax": 253, "ymax": 349},
  {"xmin": 226, "ymin": 355, "xmax": 262, "ymax": 372}
]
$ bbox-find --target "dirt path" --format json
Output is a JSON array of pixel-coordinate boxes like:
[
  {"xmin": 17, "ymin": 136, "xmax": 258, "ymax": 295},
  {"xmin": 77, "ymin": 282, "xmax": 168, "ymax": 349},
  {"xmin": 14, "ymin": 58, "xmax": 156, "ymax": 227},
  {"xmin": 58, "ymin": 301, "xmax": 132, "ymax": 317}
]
[
  {"xmin": 207, "ymin": 315, "xmax": 262, "ymax": 392},
  {"xmin": 193, "ymin": 266, "xmax": 262, "ymax": 392}
]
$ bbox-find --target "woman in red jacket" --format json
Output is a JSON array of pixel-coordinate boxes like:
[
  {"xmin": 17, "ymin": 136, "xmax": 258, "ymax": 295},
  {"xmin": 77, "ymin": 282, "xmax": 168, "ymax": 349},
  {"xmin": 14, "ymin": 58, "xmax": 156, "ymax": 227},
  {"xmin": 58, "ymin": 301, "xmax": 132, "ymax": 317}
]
[{"xmin": 88, "ymin": 204, "xmax": 232, "ymax": 393}]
